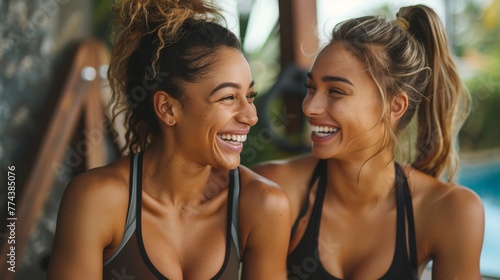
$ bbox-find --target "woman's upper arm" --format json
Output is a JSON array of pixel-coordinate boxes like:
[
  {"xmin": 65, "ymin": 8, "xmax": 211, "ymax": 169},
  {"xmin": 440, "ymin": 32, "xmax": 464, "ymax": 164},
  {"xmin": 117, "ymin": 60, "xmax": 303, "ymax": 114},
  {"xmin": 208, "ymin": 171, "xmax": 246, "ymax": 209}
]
[
  {"xmin": 239, "ymin": 175, "xmax": 292, "ymax": 280},
  {"xmin": 47, "ymin": 173, "xmax": 121, "ymax": 280},
  {"xmin": 252, "ymin": 155, "xmax": 316, "ymax": 227},
  {"xmin": 431, "ymin": 185, "xmax": 484, "ymax": 279}
]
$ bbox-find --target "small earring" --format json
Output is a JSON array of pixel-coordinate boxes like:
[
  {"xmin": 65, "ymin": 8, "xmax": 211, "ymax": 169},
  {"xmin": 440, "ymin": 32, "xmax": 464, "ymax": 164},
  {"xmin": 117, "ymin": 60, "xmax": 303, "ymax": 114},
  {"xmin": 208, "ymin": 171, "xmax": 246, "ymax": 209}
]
[{"xmin": 169, "ymin": 120, "xmax": 173, "ymax": 124}]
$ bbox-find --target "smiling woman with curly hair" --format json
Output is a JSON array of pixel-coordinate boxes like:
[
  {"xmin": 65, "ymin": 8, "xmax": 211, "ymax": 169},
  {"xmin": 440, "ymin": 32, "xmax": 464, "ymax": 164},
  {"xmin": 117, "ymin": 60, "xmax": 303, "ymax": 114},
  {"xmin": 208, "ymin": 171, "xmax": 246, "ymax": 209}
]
[{"xmin": 47, "ymin": 1, "xmax": 291, "ymax": 279}]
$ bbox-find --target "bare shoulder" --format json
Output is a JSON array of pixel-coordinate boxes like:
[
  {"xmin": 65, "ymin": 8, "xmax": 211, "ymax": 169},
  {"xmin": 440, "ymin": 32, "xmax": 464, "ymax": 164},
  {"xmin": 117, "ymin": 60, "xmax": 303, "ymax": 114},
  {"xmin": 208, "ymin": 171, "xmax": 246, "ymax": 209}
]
[
  {"xmin": 434, "ymin": 180, "xmax": 483, "ymax": 226},
  {"xmin": 408, "ymin": 168, "xmax": 484, "ymax": 251},
  {"xmin": 238, "ymin": 165, "xmax": 290, "ymax": 211},
  {"xmin": 252, "ymin": 154, "xmax": 317, "ymax": 178},
  {"xmin": 55, "ymin": 156, "xmax": 132, "ymax": 245},
  {"xmin": 62, "ymin": 157, "xmax": 130, "ymax": 211},
  {"xmin": 408, "ymin": 168, "xmax": 484, "ymax": 219},
  {"xmin": 251, "ymin": 154, "xmax": 318, "ymax": 190},
  {"xmin": 47, "ymin": 157, "xmax": 132, "ymax": 278},
  {"xmin": 252, "ymin": 154, "xmax": 319, "ymax": 217},
  {"xmin": 406, "ymin": 168, "xmax": 484, "ymax": 277},
  {"xmin": 237, "ymin": 165, "xmax": 292, "ymax": 259}
]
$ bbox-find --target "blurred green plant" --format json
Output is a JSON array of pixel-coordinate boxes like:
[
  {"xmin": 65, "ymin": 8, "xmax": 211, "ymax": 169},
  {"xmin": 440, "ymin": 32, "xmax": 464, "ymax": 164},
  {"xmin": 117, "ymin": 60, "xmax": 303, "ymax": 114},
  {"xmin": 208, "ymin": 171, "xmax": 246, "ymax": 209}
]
[
  {"xmin": 460, "ymin": 48, "xmax": 500, "ymax": 151},
  {"xmin": 92, "ymin": 0, "xmax": 114, "ymax": 49},
  {"xmin": 456, "ymin": 0, "xmax": 500, "ymax": 151}
]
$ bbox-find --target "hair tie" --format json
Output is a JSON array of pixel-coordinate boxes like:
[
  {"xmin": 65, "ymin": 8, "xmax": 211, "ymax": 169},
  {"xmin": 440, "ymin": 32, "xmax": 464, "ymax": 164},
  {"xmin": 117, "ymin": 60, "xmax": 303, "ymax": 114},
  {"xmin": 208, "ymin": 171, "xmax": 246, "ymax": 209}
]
[{"xmin": 394, "ymin": 17, "xmax": 410, "ymax": 31}]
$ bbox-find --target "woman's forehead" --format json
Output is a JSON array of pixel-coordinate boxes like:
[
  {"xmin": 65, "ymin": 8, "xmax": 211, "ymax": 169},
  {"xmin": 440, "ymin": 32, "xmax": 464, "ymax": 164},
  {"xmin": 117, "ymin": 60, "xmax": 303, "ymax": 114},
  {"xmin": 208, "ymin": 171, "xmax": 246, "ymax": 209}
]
[{"xmin": 311, "ymin": 45, "xmax": 367, "ymax": 78}]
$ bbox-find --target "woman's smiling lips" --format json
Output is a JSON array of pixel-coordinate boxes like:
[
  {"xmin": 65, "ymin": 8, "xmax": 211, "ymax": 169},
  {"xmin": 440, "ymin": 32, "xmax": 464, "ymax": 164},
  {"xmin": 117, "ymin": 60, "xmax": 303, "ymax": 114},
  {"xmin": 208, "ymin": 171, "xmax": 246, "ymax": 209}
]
[
  {"xmin": 309, "ymin": 122, "xmax": 340, "ymax": 143},
  {"xmin": 216, "ymin": 130, "xmax": 249, "ymax": 152}
]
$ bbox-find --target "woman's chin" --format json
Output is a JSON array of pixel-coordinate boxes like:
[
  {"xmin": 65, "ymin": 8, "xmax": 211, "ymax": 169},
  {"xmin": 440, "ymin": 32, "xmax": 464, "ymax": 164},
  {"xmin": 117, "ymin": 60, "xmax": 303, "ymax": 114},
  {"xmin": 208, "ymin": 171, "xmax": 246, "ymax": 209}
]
[
  {"xmin": 312, "ymin": 147, "xmax": 334, "ymax": 160},
  {"xmin": 213, "ymin": 155, "xmax": 240, "ymax": 170},
  {"xmin": 230, "ymin": 157, "xmax": 242, "ymax": 169}
]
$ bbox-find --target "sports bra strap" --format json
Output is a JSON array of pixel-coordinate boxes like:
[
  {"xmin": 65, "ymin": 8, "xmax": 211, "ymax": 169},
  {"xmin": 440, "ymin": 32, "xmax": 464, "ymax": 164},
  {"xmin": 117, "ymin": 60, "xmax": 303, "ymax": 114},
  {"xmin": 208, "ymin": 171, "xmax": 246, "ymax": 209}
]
[
  {"xmin": 290, "ymin": 159, "xmax": 327, "ymax": 238},
  {"xmin": 229, "ymin": 168, "xmax": 241, "ymax": 261},
  {"xmin": 395, "ymin": 163, "xmax": 418, "ymax": 277},
  {"xmin": 400, "ymin": 166, "xmax": 418, "ymax": 271},
  {"xmin": 103, "ymin": 153, "xmax": 139, "ymax": 265}
]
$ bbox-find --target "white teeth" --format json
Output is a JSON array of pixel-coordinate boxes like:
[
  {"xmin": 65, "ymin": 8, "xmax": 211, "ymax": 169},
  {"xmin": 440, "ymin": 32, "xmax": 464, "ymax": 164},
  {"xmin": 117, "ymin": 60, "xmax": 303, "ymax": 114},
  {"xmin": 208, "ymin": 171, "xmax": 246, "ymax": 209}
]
[
  {"xmin": 310, "ymin": 125, "xmax": 338, "ymax": 133},
  {"xmin": 218, "ymin": 134, "xmax": 247, "ymax": 143}
]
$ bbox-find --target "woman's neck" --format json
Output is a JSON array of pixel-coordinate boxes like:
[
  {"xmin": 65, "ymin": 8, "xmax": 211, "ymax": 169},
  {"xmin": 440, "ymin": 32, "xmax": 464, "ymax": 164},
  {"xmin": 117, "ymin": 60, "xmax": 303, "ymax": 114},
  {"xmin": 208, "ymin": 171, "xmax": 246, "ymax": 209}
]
[
  {"xmin": 325, "ymin": 152, "xmax": 397, "ymax": 211},
  {"xmin": 140, "ymin": 138, "xmax": 229, "ymax": 209}
]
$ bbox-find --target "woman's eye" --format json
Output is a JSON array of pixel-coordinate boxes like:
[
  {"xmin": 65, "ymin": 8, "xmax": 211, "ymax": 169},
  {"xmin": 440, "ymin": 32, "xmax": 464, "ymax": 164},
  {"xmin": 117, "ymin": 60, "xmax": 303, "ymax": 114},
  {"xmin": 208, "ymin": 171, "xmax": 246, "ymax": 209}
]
[
  {"xmin": 304, "ymin": 83, "xmax": 317, "ymax": 92},
  {"xmin": 304, "ymin": 83, "xmax": 316, "ymax": 95},
  {"xmin": 219, "ymin": 95, "xmax": 235, "ymax": 101},
  {"xmin": 328, "ymin": 88, "xmax": 346, "ymax": 95},
  {"xmin": 303, "ymin": 81, "xmax": 345, "ymax": 96},
  {"xmin": 247, "ymin": 92, "xmax": 258, "ymax": 101},
  {"xmin": 303, "ymin": 83, "xmax": 315, "ymax": 90}
]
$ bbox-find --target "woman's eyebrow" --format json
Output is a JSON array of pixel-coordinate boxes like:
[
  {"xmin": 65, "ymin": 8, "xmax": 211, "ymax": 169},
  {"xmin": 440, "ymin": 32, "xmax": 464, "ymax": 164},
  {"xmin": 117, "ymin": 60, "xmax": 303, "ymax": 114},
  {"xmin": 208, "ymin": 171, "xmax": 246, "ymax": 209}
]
[
  {"xmin": 307, "ymin": 72, "xmax": 355, "ymax": 87},
  {"xmin": 210, "ymin": 82, "xmax": 241, "ymax": 96},
  {"xmin": 210, "ymin": 81, "xmax": 255, "ymax": 96}
]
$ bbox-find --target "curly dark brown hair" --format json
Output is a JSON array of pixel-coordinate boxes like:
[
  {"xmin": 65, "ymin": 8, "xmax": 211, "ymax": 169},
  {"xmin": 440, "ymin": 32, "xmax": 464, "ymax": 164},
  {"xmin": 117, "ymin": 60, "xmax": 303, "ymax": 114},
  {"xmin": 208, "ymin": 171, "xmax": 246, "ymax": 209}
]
[{"xmin": 108, "ymin": 0, "xmax": 241, "ymax": 155}]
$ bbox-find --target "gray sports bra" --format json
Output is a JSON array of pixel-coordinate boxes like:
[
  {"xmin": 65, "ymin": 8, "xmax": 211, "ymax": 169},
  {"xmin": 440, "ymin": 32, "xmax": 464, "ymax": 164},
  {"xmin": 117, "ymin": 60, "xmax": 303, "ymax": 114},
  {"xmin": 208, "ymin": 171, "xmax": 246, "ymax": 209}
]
[{"xmin": 103, "ymin": 152, "xmax": 241, "ymax": 279}]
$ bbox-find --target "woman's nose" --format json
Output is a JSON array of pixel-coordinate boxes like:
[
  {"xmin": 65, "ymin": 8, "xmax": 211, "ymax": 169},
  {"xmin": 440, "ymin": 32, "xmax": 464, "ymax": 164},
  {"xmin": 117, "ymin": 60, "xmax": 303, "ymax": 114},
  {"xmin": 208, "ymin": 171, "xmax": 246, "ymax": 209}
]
[
  {"xmin": 302, "ymin": 92, "xmax": 325, "ymax": 117},
  {"xmin": 238, "ymin": 100, "xmax": 258, "ymax": 126}
]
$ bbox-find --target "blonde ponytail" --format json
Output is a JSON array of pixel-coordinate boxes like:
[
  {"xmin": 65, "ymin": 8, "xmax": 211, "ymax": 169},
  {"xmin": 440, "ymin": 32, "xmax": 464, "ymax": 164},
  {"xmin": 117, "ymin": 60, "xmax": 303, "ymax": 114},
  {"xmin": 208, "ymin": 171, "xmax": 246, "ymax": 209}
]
[{"xmin": 398, "ymin": 5, "xmax": 472, "ymax": 181}]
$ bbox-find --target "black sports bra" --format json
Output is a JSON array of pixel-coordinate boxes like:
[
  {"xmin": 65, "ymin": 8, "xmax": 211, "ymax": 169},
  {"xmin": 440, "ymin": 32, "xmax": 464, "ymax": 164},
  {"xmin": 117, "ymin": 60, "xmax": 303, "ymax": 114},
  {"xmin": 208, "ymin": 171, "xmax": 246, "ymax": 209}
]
[
  {"xmin": 287, "ymin": 160, "xmax": 418, "ymax": 280},
  {"xmin": 103, "ymin": 152, "xmax": 241, "ymax": 279}
]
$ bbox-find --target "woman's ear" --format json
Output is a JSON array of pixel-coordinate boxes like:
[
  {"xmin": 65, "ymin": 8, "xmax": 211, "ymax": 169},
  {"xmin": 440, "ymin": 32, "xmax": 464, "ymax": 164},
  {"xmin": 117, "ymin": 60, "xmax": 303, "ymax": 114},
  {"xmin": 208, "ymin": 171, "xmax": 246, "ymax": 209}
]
[
  {"xmin": 154, "ymin": 91, "xmax": 178, "ymax": 126},
  {"xmin": 390, "ymin": 92, "xmax": 408, "ymax": 125}
]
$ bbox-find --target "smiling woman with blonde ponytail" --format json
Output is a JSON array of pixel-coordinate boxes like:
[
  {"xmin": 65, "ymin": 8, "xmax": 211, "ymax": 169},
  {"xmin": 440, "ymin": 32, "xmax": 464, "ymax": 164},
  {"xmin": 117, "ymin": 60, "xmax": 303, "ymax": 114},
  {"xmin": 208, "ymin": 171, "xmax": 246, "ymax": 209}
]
[
  {"xmin": 47, "ymin": 0, "xmax": 291, "ymax": 279},
  {"xmin": 254, "ymin": 4, "xmax": 483, "ymax": 280}
]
